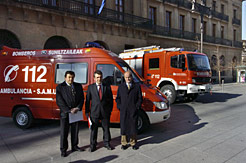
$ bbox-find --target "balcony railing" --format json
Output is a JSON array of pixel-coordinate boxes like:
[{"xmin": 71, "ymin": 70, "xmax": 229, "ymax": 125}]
[
  {"xmin": 233, "ymin": 41, "xmax": 243, "ymax": 48},
  {"xmin": 232, "ymin": 18, "xmax": 241, "ymax": 25},
  {"xmin": 14, "ymin": 0, "xmax": 152, "ymax": 30},
  {"xmin": 164, "ymin": 0, "xmax": 229, "ymax": 22},
  {"xmin": 203, "ymin": 35, "xmax": 232, "ymax": 46},
  {"xmin": 8, "ymin": 0, "xmax": 243, "ymax": 49},
  {"xmin": 153, "ymin": 25, "xmax": 240, "ymax": 48},
  {"xmin": 211, "ymin": 10, "xmax": 229, "ymax": 22},
  {"xmin": 164, "ymin": 0, "xmax": 191, "ymax": 9}
]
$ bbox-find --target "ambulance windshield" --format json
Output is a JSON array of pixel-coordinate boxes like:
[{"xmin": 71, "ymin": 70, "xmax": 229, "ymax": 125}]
[
  {"xmin": 117, "ymin": 62, "xmax": 142, "ymax": 83},
  {"xmin": 187, "ymin": 54, "xmax": 211, "ymax": 71}
]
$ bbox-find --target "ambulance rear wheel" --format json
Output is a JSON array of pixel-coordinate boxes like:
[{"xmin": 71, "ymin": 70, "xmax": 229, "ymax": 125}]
[
  {"xmin": 160, "ymin": 85, "xmax": 176, "ymax": 104},
  {"xmin": 137, "ymin": 110, "xmax": 149, "ymax": 134},
  {"xmin": 13, "ymin": 107, "xmax": 33, "ymax": 129}
]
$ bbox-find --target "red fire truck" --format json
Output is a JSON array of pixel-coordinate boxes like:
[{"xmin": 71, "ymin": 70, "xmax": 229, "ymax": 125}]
[
  {"xmin": 0, "ymin": 44, "xmax": 170, "ymax": 133},
  {"xmin": 119, "ymin": 46, "xmax": 212, "ymax": 104}
]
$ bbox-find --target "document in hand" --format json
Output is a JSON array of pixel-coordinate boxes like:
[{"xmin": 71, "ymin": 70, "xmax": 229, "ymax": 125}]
[
  {"xmin": 69, "ymin": 111, "xmax": 83, "ymax": 123},
  {"xmin": 88, "ymin": 117, "xmax": 92, "ymax": 129}
]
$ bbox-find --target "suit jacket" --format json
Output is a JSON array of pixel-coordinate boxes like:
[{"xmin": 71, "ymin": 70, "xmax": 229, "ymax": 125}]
[
  {"xmin": 56, "ymin": 81, "xmax": 84, "ymax": 118},
  {"xmin": 85, "ymin": 83, "xmax": 113, "ymax": 119}
]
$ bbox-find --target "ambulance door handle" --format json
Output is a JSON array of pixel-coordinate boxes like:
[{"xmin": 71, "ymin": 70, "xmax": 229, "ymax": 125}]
[{"xmin": 147, "ymin": 74, "xmax": 151, "ymax": 76}]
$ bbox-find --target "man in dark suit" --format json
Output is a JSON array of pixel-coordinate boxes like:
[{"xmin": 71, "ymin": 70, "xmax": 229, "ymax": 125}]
[
  {"xmin": 116, "ymin": 71, "xmax": 143, "ymax": 150},
  {"xmin": 85, "ymin": 70, "xmax": 113, "ymax": 152},
  {"xmin": 56, "ymin": 71, "xmax": 84, "ymax": 157}
]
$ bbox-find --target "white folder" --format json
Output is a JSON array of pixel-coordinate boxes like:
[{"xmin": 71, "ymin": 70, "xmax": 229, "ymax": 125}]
[{"xmin": 69, "ymin": 111, "xmax": 83, "ymax": 123}]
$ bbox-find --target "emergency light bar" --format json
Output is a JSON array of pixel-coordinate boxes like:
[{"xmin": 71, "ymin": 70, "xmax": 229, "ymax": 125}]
[{"xmin": 84, "ymin": 42, "xmax": 103, "ymax": 49}]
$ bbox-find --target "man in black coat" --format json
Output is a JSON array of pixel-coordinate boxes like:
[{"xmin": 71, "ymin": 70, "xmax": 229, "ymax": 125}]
[
  {"xmin": 56, "ymin": 71, "xmax": 84, "ymax": 157},
  {"xmin": 116, "ymin": 71, "xmax": 143, "ymax": 150},
  {"xmin": 85, "ymin": 70, "xmax": 113, "ymax": 152}
]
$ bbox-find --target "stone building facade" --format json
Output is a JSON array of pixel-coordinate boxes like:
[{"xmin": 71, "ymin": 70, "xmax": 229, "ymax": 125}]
[{"xmin": 0, "ymin": 0, "xmax": 243, "ymax": 82}]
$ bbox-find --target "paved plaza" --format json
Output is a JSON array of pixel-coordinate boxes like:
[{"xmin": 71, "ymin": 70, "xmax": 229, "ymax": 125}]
[{"xmin": 1, "ymin": 83, "xmax": 246, "ymax": 163}]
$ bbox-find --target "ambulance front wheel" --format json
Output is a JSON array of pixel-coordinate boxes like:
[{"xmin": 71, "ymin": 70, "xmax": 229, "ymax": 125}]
[
  {"xmin": 160, "ymin": 85, "xmax": 177, "ymax": 104},
  {"xmin": 13, "ymin": 107, "xmax": 34, "ymax": 129},
  {"xmin": 137, "ymin": 110, "xmax": 149, "ymax": 134}
]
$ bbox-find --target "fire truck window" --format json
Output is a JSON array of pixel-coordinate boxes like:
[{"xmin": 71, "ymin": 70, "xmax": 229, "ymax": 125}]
[
  {"xmin": 55, "ymin": 63, "xmax": 88, "ymax": 84},
  {"xmin": 171, "ymin": 56, "xmax": 178, "ymax": 68},
  {"xmin": 97, "ymin": 64, "xmax": 123, "ymax": 86},
  {"xmin": 149, "ymin": 58, "xmax": 159, "ymax": 70}
]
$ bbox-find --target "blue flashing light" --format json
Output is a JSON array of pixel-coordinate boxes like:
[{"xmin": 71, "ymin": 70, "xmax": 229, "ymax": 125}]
[{"xmin": 84, "ymin": 42, "xmax": 103, "ymax": 49}]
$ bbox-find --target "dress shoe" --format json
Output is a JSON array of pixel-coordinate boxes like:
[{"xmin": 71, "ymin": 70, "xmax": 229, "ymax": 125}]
[
  {"xmin": 104, "ymin": 144, "xmax": 113, "ymax": 150},
  {"xmin": 89, "ymin": 146, "xmax": 96, "ymax": 152},
  {"xmin": 121, "ymin": 145, "xmax": 127, "ymax": 150},
  {"xmin": 72, "ymin": 146, "xmax": 84, "ymax": 152},
  {"xmin": 61, "ymin": 151, "xmax": 67, "ymax": 157},
  {"xmin": 132, "ymin": 145, "xmax": 138, "ymax": 150}
]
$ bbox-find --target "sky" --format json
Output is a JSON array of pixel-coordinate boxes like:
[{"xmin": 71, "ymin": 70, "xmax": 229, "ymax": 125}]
[{"xmin": 243, "ymin": 1, "xmax": 246, "ymax": 40}]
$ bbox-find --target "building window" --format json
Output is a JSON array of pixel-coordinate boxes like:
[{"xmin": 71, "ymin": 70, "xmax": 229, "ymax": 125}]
[
  {"xmin": 233, "ymin": 29, "xmax": 236, "ymax": 41},
  {"xmin": 233, "ymin": 9, "xmax": 237, "ymax": 19},
  {"xmin": 203, "ymin": 0, "xmax": 207, "ymax": 6},
  {"xmin": 179, "ymin": 15, "xmax": 185, "ymax": 32},
  {"xmin": 221, "ymin": 26, "xmax": 224, "ymax": 39},
  {"xmin": 115, "ymin": 0, "xmax": 124, "ymax": 20},
  {"xmin": 212, "ymin": 24, "xmax": 216, "ymax": 37},
  {"xmin": 212, "ymin": 1, "xmax": 216, "ymax": 11},
  {"xmin": 149, "ymin": 7, "xmax": 156, "ymax": 25},
  {"xmin": 166, "ymin": 11, "xmax": 172, "ymax": 29},
  {"xmin": 221, "ymin": 4, "xmax": 224, "ymax": 14},
  {"xmin": 84, "ymin": 0, "xmax": 95, "ymax": 15},
  {"xmin": 192, "ymin": 18, "xmax": 196, "ymax": 33},
  {"xmin": 149, "ymin": 58, "xmax": 159, "ymax": 70},
  {"xmin": 203, "ymin": 21, "xmax": 207, "ymax": 35}
]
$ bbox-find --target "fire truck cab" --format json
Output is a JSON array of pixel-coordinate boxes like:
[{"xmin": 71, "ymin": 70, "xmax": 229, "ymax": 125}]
[
  {"xmin": 0, "ymin": 44, "xmax": 170, "ymax": 133},
  {"xmin": 119, "ymin": 45, "xmax": 212, "ymax": 104}
]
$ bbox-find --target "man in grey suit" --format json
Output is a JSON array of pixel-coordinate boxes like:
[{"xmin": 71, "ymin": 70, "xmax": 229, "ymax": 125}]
[
  {"xmin": 56, "ymin": 71, "xmax": 84, "ymax": 157},
  {"xmin": 85, "ymin": 70, "xmax": 113, "ymax": 152}
]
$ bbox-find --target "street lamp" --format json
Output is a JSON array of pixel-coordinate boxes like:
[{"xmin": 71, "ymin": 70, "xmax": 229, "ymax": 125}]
[{"xmin": 191, "ymin": 0, "xmax": 210, "ymax": 53}]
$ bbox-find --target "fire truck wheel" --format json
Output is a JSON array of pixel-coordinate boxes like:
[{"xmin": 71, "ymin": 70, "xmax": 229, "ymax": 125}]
[
  {"xmin": 13, "ymin": 107, "xmax": 33, "ymax": 129},
  {"xmin": 137, "ymin": 110, "xmax": 149, "ymax": 134},
  {"xmin": 160, "ymin": 85, "xmax": 177, "ymax": 104}
]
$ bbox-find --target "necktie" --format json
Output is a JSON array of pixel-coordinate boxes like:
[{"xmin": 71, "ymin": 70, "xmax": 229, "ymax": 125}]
[
  {"xmin": 127, "ymin": 84, "xmax": 130, "ymax": 90},
  {"xmin": 69, "ymin": 84, "xmax": 75, "ymax": 96},
  {"xmin": 98, "ymin": 85, "xmax": 102, "ymax": 100}
]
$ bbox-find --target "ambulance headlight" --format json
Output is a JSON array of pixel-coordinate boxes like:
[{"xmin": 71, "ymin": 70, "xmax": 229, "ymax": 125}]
[{"xmin": 153, "ymin": 101, "xmax": 168, "ymax": 109}]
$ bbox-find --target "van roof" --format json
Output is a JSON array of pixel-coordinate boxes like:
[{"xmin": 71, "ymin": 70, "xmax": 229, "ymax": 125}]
[{"xmin": 0, "ymin": 46, "xmax": 119, "ymax": 60}]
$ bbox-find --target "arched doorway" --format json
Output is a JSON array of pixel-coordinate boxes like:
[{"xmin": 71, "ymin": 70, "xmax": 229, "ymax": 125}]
[
  {"xmin": 44, "ymin": 36, "xmax": 70, "ymax": 49},
  {"xmin": 93, "ymin": 40, "xmax": 110, "ymax": 50},
  {"xmin": 0, "ymin": 30, "xmax": 21, "ymax": 49}
]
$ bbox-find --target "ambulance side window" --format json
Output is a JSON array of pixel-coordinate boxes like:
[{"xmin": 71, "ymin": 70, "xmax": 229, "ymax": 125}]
[
  {"xmin": 55, "ymin": 63, "xmax": 88, "ymax": 84},
  {"xmin": 96, "ymin": 64, "xmax": 123, "ymax": 86}
]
